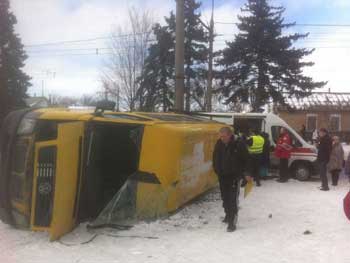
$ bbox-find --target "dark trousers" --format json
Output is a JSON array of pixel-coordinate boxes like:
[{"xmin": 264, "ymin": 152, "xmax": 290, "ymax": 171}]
[
  {"xmin": 331, "ymin": 169, "xmax": 341, "ymax": 186},
  {"xmin": 249, "ymin": 154, "xmax": 262, "ymax": 184},
  {"xmin": 319, "ymin": 161, "xmax": 329, "ymax": 189},
  {"xmin": 279, "ymin": 158, "xmax": 289, "ymax": 181},
  {"xmin": 218, "ymin": 175, "xmax": 240, "ymax": 224}
]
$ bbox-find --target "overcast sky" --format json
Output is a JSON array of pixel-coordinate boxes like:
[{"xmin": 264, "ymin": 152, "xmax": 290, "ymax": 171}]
[{"xmin": 10, "ymin": 0, "xmax": 350, "ymax": 98}]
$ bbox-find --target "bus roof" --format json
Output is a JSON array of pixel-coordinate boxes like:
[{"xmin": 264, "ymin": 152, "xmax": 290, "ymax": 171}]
[{"xmin": 34, "ymin": 108, "xmax": 216, "ymax": 124}]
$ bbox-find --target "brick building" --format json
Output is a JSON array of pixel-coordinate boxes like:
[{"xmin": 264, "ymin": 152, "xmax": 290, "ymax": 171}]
[{"xmin": 276, "ymin": 92, "xmax": 350, "ymax": 141}]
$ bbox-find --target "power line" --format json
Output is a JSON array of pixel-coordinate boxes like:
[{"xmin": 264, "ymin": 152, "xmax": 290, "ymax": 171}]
[
  {"xmin": 24, "ymin": 31, "xmax": 152, "ymax": 48},
  {"xmin": 28, "ymin": 52, "xmax": 113, "ymax": 58},
  {"xmin": 24, "ymin": 37, "xmax": 110, "ymax": 48},
  {"xmin": 215, "ymin": 21, "xmax": 350, "ymax": 27},
  {"xmin": 294, "ymin": 23, "xmax": 350, "ymax": 27},
  {"xmin": 26, "ymin": 47, "xmax": 111, "ymax": 53}
]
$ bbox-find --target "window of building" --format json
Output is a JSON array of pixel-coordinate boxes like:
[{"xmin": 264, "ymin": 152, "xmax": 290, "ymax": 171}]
[
  {"xmin": 329, "ymin": 114, "xmax": 341, "ymax": 132},
  {"xmin": 306, "ymin": 114, "xmax": 317, "ymax": 132}
]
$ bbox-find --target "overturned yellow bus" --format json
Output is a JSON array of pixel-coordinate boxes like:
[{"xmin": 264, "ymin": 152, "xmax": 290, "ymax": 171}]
[{"xmin": 0, "ymin": 108, "xmax": 224, "ymax": 240}]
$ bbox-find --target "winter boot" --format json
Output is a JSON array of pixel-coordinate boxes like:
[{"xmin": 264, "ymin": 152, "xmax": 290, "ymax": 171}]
[{"xmin": 227, "ymin": 222, "xmax": 236, "ymax": 232}]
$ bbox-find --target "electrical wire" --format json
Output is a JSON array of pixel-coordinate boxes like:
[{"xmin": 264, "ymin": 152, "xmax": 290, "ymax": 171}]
[
  {"xmin": 215, "ymin": 21, "xmax": 350, "ymax": 27},
  {"xmin": 24, "ymin": 32, "xmax": 153, "ymax": 48}
]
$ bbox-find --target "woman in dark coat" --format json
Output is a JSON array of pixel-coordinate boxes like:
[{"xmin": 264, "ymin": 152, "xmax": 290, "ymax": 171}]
[{"xmin": 328, "ymin": 136, "xmax": 344, "ymax": 186}]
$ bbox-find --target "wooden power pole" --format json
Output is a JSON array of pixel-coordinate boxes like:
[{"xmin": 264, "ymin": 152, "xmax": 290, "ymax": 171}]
[{"xmin": 175, "ymin": 0, "xmax": 185, "ymax": 111}]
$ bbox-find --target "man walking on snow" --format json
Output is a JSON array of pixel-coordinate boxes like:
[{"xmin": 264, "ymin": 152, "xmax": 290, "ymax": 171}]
[{"xmin": 213, "ymin": 127, "xmax": 250, "ymax": 232}]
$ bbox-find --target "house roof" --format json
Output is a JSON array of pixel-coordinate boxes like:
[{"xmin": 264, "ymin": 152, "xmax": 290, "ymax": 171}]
[{"xmin": 283, "ymin": 92, "xmax": 350, "ymax": 111}]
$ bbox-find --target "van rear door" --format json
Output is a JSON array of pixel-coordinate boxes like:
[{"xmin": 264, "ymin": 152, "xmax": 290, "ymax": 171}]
[
  {"xmin": 233, "ymin": 116, "xmax": 266, "ymax": 134},
  {"xmin": 31, "ymin": 122, "xmax": 84, "ymax": 241}
]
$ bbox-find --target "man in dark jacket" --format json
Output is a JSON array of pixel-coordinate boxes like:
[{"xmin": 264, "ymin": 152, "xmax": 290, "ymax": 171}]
[
  {"xmin": 317, "ymin": 128, "xmax": 333, "ymax": 191},
  {"xmin": 212, "ymin": 127, "xmax": 250, "ymax": 232},
  {"xmin": 260, "ymin": 132, "xmax": 271, "ymax": 179}
]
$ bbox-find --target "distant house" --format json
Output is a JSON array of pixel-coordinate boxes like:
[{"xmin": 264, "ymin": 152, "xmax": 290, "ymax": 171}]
[
  {"xmin": 25, "ymin": 97, "xmax": 49, "ymax": 108},
  {"xmin": 276, "ymin": 92, "xmax": 350, "ymax": 141}
]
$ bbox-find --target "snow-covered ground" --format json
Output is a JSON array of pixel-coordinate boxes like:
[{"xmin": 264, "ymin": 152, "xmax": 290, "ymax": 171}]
[{"xmin": 1, "ymin": 175, "xmax": 350, "ymax": 263}]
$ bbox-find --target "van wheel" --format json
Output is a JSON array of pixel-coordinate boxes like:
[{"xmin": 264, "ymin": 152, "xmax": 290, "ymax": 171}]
[{"xmin": 294, "ymin": 163, "xmax": 311, "ymax": 181}]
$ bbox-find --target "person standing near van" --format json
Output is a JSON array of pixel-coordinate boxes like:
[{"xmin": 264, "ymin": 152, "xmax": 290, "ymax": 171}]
[
  {"xmin": 345, "ymin": 151, "xmax": 350, "ymax": 182},
  {"xmin": 260, "ymin": 132, "xmax": 271, "ymax": 179},
  {"xmin": 328, "ymin": 136, "xmax": 344, "ymax": 186},
  {"xmin": 275, "ymin": 127, "xmax": 292, "ymax": 183},
  {"xmin": 317, "ymin": 128, "xmax": 333, "ymax": 191},
  {"xmin": 213, "ymin": 127, "xmax": 250, "ymax": 232},
  {"xmin": 246, "ymin": 130, "xmax": 265, "ymax": 186}
]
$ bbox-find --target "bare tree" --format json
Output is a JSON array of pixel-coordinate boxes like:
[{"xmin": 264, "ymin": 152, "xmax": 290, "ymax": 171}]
[
  {"xmin": 79, "ymin": 94, "xmax": 98, "ymax": 107},
  {"xmin": 102, "ymin": 8, "xmax": 154, "ymax": 111}
]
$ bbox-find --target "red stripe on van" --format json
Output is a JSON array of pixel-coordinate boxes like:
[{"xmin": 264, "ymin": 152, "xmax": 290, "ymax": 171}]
[{"xmin": 291, "ymin": 147, "xmax": 314, "ymax": 154}]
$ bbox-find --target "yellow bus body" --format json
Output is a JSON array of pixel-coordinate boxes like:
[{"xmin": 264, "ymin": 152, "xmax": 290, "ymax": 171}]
[{"xmin": 0, "ymin": 109, "xmax": 225, "ymax": 240}]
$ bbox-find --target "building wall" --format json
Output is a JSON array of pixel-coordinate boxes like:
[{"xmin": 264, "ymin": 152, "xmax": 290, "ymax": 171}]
[
  {"xmin": 278, "ymin": 111, "xmax": 306, "ymax": 132},
  {"xmin": 278, "ymin": 110, "xmax": 350, "ymax": 132},
  {"xmin": 342, "ymin": 112, "xmax": 350, "ymax": 131}
]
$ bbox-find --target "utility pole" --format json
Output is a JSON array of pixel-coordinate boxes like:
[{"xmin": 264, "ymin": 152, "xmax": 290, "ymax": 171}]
[
  {"xmin": 206, "ymin": 0, "xmax": 214, "ymax": 112},
  {"xmin": 175, "ymin": 0, "xmax": 185, "ymax": 111},
  {"xmin": 41, "ymin": 80, "xmax": 44, "ymax": 97},
  {"xmin": 116, "ymin": 83, "xmax": 120, "ymax": 111}
]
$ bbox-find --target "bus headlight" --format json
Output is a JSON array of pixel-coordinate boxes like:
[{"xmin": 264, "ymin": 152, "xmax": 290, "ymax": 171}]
[{"xmin": 17, "ymin": 118, "xmax": 36, "ymax": 135}]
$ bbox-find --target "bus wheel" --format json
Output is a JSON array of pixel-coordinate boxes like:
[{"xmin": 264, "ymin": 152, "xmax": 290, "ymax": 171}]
[{"xmin": 294, "ymin": 163, "xmax": 311, "ymax": 181}]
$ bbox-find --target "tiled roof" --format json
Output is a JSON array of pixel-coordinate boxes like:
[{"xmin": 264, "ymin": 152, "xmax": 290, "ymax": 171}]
[{"xmin": 283, "ymin": 92, "xmax": 350, "ymax": 110}]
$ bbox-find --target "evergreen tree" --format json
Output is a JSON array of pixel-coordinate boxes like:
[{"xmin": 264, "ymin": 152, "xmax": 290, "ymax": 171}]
[
  {"xmin": 138, "ymin": 23, "xmax": 175, "ymax": 111},
  {"xmin": 0, "ymin": 0, "xmax": 30, "ymax": 124},
  {"xmin": 218, "ymin": 0, "xmax": 326, "ymax": 111},
  {"xmin": 182, "ymin": 0, "xmax": 209, "ymax": 111},
  {"xmin": 140, "ymin": 0, "xmax": 208, "ymax": 111}
]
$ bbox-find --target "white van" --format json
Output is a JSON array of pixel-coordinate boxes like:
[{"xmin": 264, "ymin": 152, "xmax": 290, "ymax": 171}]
[{"xmin": 195, "ymin": 112, "xmax": 318, "ymax": 181}]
